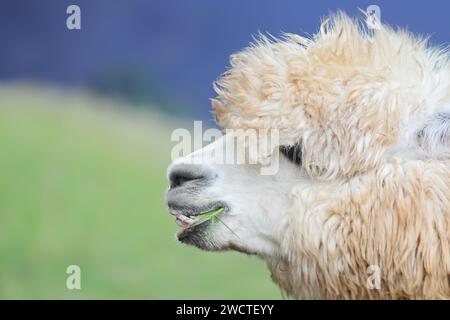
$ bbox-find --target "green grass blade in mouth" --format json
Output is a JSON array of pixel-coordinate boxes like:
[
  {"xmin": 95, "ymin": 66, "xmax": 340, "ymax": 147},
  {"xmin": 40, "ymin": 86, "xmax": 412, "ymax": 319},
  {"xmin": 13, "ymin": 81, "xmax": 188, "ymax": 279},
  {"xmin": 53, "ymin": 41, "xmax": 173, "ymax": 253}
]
[
  {"xmin": 207, "ymin": 216, "xmax": 216, "ymax": 241},
  {"xmin": 215, "ymin": 216, "xmax": 240, "ymax": 239},
  {"xmin": 198, "ymin": 207, "xmax": 224, "ymax": 216},
  {"xmin": 197, "ymin": 207, "xmax": 239, "ymax": 240}
]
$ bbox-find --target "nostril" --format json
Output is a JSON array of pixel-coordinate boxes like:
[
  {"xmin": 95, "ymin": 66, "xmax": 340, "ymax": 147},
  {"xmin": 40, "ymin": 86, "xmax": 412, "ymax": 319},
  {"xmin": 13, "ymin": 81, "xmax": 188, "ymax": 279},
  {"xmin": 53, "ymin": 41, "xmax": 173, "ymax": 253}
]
[
  {"xmin": 170, "ymin": 175, "xmax": 185, "ymax": 189},
  {"xmin": 168, "ymin": 164, "xmax": 211, "ymax": 189},
  {"xmin": 170, "ymin": 172, "xmax": 205, "ymax": 189}
]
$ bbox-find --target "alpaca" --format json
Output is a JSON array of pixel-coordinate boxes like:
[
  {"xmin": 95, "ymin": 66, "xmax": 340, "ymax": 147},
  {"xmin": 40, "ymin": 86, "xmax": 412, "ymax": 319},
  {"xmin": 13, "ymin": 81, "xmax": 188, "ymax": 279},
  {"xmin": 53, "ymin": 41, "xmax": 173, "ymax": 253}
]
[{"xmin": 165, "ymin": 13, "xmax": 450, "ymax": 299}]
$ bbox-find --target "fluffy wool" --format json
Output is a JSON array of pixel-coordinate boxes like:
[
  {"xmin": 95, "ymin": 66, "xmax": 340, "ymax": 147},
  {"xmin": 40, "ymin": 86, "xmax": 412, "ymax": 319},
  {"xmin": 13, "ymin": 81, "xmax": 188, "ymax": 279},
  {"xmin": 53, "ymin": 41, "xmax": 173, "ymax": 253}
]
[
  {"xmin": 209, "ymin": 13, "xmax": 450, "ymax": 299},
  {"xmin": 212, "ymin": 12, "xmax": 450, "ymax": 179}
]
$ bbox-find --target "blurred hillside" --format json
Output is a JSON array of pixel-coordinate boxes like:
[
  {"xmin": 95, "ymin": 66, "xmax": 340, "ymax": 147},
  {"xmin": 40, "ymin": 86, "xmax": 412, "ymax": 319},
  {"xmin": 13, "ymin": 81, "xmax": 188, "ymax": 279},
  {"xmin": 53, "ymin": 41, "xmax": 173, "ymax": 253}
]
[{"xmin": 0, "ymin": 86, "xmax": 280, "ymax": 299}]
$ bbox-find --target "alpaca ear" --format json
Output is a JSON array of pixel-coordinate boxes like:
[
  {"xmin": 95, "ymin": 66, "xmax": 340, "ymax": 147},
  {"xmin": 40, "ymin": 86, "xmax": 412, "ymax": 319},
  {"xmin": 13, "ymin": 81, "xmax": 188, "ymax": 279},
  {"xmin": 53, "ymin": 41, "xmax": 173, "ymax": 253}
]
[{"xmin": 416, "ymin": 112, "xmax": 450, "ymax": 154}]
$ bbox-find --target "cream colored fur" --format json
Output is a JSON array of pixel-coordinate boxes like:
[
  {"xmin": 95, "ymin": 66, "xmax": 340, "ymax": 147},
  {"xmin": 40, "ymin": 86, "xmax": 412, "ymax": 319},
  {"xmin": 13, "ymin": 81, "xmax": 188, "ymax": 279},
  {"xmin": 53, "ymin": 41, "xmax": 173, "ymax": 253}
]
[
  {"xmin": 212, "ymin": 13, "xmax": 450, "ymax": 299},
  {"xmin": 170, "ymin": 13, "xmax": 450, "ymax": 299}
]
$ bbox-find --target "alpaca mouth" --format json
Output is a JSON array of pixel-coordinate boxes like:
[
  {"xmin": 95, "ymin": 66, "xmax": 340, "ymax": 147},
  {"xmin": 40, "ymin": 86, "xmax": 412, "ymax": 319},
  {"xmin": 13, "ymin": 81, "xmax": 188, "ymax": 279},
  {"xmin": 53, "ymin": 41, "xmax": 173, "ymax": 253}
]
[{"xmin": 168, "ymin": 202, "xmax": 228, "ymax": 229}]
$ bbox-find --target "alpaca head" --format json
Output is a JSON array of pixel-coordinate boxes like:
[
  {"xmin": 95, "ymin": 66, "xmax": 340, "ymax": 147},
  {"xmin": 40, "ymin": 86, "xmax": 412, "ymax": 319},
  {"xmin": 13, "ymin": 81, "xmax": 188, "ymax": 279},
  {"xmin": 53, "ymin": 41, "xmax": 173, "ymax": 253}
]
[{"xmin": 165, "ymin": 13, "xmax": 450, "ymax": 261}]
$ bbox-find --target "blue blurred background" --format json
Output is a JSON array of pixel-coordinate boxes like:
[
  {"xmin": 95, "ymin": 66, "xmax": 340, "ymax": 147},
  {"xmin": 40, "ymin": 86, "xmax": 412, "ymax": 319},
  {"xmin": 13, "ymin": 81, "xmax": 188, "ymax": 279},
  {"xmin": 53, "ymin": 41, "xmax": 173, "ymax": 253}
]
[
  {"xmin": 0, "ymin": 0, "xmax": 449, "ymax": 299},
  {"xmin": 2, "ymin": 0, "xmax": 449, "ymax": 120}
]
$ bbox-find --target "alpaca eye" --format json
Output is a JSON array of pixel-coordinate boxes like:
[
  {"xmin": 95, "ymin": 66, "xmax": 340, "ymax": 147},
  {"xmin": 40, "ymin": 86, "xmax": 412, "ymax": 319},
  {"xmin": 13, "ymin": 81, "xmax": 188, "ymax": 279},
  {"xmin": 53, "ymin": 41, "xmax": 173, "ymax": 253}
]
[
  {"xmin": 417, "ymin": 112, "xmax": 450, "ymax": 151},
  {"xmin": 279, "ymin": 143, "xmax": 302, "ymax": 166}
]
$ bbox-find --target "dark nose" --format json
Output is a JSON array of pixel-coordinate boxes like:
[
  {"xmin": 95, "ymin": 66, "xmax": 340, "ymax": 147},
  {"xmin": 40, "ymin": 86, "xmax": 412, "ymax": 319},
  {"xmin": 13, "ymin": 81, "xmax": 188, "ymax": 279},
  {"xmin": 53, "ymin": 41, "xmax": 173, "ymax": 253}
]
[{"xmin": 168, "ymin": 164, "xmax": 214, "ymax": 189}]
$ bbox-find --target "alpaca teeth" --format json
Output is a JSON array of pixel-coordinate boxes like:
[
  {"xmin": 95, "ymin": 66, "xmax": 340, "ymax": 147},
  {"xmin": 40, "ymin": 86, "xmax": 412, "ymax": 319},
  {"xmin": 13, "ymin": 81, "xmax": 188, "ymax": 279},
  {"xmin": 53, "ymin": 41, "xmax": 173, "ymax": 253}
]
[{"xmin": 175, "ymin": 214, "xmax": 197, "ymax": 228}]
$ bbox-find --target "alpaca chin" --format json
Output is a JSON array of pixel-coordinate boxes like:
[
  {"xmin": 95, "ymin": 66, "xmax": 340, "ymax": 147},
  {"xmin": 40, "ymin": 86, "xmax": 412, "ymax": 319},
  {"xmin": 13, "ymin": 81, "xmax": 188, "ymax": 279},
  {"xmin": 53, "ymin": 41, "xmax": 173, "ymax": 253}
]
[{"xmin": 176, "ymin": 220, "xmax": 218, "ymax": 251}]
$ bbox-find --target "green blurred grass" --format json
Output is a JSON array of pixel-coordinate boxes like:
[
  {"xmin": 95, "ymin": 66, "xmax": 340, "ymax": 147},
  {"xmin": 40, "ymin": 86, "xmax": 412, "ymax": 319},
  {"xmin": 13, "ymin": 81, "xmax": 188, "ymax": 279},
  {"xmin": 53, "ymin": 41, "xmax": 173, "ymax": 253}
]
[{"xmin": 0, "ymin": 86, "xmax": 280, "ymax": 299}]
